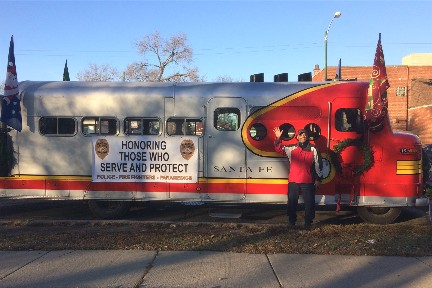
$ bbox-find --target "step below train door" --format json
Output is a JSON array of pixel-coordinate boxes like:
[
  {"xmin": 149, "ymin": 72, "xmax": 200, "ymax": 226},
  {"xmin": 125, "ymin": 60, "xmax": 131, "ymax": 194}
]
[{"xmin": 206, "ymin": 97, "xmax": 247, "ymax": 201}]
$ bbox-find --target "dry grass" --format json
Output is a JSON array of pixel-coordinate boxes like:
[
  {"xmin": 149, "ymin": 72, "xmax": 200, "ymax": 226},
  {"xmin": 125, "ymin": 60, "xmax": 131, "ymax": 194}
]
[{"xmin": 1, "ymin": 220, "xmax": 431, "ymax": 256}]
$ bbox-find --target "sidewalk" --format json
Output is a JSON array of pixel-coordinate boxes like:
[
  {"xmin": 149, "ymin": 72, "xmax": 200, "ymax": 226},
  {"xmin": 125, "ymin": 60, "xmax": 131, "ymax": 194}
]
[{"xmin": 1, "ymin": 250, "xmax": 431, "ymax": 288}]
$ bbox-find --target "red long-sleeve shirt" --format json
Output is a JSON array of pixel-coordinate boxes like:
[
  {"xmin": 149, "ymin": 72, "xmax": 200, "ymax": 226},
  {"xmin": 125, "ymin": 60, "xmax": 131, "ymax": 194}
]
[{"xmin": 275, "ymin": 139, "xmax": 323, "ymax": 183}]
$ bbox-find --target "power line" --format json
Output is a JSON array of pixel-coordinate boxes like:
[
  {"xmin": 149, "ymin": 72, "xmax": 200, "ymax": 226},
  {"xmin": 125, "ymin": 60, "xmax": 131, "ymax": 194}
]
[{"xmin": 12, "ymin": 41, "xmax": 432, "ymax": 58}]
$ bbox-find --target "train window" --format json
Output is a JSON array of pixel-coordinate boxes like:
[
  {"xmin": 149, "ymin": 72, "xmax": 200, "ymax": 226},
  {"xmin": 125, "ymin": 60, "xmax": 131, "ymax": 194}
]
[
  {"xmin": 82, "ymin": 117, "xmax": 118, "ymax": 136},
  {"xmin": 124, "ymin": 117, "xmax": 160, "ymax": 135},
  {"xmin": 279, "ymin": 123, "xmax": 295, "ymax": 141},
  {"xmin": 335, "ymin": 108, "xmax": 363, "ymax": 132},
  {"xmin": 304, "ymin": 123, "xmax": 321, "ymax": 141},
  {"xmin": 249, "ymin": 123, "xmax": 267, "ymax": 141},
  {"xmin": 39, "ymin": 117, "xmax": 76, "ymax": 136},
  {"xmin": 214, "ymin": 108, "xmax": 240, "ymax": 131},
  {"xmin": 166, "ymin": 118, "xmax": 203, "ymax": 136}
]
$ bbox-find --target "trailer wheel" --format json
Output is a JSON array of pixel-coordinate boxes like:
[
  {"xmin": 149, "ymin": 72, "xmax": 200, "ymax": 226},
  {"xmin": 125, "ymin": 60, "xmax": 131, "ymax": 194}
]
[
  {"xmin": 357, "ymin": 206, "xmax": 402, "ymax": 224},
  {"xmin": 88, "ymin": 200, "xmax": 131, "ymax": 220}
]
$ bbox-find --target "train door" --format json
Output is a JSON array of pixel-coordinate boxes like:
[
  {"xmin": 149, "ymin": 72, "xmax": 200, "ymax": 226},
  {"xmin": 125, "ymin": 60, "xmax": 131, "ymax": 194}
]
[
  {"xmin": 205, "ymin": 97, "xmax": 247, "ymax": 200},
  {"xmin": 329, "ymin": 98, "xmax": 365, "ymax": 203}
]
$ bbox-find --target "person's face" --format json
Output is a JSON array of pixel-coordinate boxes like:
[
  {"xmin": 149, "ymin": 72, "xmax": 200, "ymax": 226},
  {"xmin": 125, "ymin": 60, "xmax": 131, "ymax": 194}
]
[{"xmin": 297, "ymin": 132, "xmax": 308, "ymax": 143}]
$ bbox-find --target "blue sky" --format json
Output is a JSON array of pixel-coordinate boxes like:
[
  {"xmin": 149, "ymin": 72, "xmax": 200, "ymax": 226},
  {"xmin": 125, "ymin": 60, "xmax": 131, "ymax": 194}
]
[{"xmin": 0, "ymin": 0, "xmax": 431, "ymax": 82}]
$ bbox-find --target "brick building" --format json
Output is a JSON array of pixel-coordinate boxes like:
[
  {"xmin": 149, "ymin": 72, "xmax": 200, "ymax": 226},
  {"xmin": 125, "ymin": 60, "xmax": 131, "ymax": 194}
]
[{"xmin": 312, "ymin": 54, "xmax": 432, "ymax": 145}]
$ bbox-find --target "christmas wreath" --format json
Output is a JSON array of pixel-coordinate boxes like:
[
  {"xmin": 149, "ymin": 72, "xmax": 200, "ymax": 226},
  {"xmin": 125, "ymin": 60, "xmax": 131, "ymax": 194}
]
[
  {"xmin": 422, "ymin": 148, "xmax": 432, "ymax": 198},
  {"xmin": 331, "ymin": 137, "xmax": 374, "ymax": 176}
]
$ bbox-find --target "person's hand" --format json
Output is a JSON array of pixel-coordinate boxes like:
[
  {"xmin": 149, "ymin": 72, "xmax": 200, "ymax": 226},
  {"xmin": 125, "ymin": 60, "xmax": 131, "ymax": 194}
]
[
  {"xmin": 314, "ymin": 180, "xmax": 321, "ymax": 189},
  {"xmin": 273, "ymin": 127, "xmax": 283, "ymax": 139}
]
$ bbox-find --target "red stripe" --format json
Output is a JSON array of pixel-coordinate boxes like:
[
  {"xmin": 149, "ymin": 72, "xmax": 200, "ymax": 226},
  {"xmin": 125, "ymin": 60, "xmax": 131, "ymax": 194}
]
[{"xmin": 0, "ymin": 178, "xmax": 421, "ymax": 198}]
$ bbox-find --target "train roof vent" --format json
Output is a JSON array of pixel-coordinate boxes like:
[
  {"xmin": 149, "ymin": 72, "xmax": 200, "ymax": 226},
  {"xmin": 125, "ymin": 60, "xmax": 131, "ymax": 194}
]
[{"xmin": 250, "ymin": 73, "xmax": 264, "ymax": 82}]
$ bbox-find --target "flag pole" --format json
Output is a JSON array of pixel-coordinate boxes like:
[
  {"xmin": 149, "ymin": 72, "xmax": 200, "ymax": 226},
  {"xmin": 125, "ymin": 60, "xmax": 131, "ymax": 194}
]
[{"xmin": 1, "ymin": 35, "xmax": 22, "ymax": 132}]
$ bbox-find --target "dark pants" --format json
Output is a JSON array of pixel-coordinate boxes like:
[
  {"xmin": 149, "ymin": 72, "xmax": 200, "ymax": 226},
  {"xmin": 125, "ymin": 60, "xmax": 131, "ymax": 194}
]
[{"xmin": 287, "ymin": 182, "xmax": 316, "ymax": 225}]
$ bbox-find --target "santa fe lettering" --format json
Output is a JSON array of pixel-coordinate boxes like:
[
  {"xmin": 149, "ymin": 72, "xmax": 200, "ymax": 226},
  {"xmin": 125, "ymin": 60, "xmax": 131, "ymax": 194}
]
[
  {"xmin": 213, "ymin": 166, "xmax": 272, "ymax": 173},
  {"xmin": 213, "ymin": 166, "xmax": 253, "ymax": 172}
]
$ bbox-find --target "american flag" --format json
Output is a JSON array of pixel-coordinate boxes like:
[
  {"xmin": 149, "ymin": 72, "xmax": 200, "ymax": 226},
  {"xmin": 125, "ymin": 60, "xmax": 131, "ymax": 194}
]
[{"xmin": 1, "ymin": 36, "xmax": 22, "ymax": 132}]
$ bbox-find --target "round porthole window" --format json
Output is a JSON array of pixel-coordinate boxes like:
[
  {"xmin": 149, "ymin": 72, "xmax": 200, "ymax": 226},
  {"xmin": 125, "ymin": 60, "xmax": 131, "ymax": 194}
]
[
  {"xmin": 279, "ymin": 123, "xmax": 295, "ymax": 141},
  {"xmin": 249, "ymin": 123, "xmax": 267, "ymax": 140},
  {"xmin": 304, "ymin": 123, "xmax": 321, "ymax": 141}
]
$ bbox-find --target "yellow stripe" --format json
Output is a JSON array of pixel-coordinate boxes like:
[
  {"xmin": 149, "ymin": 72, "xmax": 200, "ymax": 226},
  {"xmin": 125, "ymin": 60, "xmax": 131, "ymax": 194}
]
[
  {"xmin": 396, "ymin": 160, "xmax": 421, "ymax": 175},
  {"xmin": 2, "ymin": 175, "xmax": 286, "ymax": 185},
  {"xmin": 397, "ymin": 160, "xmax": 420, "ymax": 166},
  {"xmin": 247, "ymin": 178, "xmax": 288, "ymax": 184},
  {"xmin": 207, "ymin": 178, "xmax": 246, "ymax": 184},
  {"xmin": 201, "ymin": 178, "xmax": 287, "ymax": 185},
  {"xmin": 0, "ymin": 175, "xmax": 91, "ymax": 181},
  {"xmin": 396, "ymin": 169, "xmax": 422, "ymax": 175}
]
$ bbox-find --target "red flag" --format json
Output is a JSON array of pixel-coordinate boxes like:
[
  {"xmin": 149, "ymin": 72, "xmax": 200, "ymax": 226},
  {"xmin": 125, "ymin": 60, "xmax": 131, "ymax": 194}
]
[
  {"xmin": 1, "ymin": 36, "xmax": 22, "ymax": 131},
  {"xmin": 364, "ymin": 33, "xmax": 390, "ymax": 129}
]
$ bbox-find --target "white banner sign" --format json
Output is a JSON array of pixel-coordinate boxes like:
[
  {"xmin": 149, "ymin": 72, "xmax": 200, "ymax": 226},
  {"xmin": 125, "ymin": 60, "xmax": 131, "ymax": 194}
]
[{"xmin": 92, "ymin": 136, "xmax": 198, "ymax": 183}]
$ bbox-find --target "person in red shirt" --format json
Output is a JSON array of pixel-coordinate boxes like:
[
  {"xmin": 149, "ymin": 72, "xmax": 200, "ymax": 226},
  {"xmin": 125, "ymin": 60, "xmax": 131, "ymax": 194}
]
[{"xmin": 274, "ymin": 127, "xmax": 323, "ymax": 229}]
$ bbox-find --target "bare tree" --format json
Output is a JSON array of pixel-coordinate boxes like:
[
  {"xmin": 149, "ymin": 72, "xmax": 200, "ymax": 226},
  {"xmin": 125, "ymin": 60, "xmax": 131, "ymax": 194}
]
[
  {"xmin": 214, "ymin": 75, "xmax": 245, "ymax": 82},
  {"xmin": 215, "ymin": 75, "xmax": 233, "ymax": 82},
  {"xmin": 77, "ymin": 63, "xmax": 120, "ymax": 81},
  {"xmin": 124, "ymin": 32, "xmax": 200, "ymax": 82}
]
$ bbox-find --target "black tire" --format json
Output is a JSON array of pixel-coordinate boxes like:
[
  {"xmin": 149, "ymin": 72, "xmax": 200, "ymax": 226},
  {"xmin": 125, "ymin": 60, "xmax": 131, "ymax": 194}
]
[
  {"xmin": 357, "ymin": 206, "xmax": 402, "ymax": 224},
  {"xmin": 88, "ymin": 200, "xmax": 131, "ymax": 220}
]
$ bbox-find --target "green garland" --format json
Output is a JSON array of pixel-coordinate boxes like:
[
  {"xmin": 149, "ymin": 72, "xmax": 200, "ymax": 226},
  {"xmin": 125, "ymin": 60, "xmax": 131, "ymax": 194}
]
[
  {"xmin": 424, "ymin": 185, "xmax": 432, "ymax": 198},
  {"xmin": 331, "ymin": 138, "xmax": 374, "ymax": 176},
  {"xmin": 422, "ymin": 149, "xmax": 432, "ymax": 198}
]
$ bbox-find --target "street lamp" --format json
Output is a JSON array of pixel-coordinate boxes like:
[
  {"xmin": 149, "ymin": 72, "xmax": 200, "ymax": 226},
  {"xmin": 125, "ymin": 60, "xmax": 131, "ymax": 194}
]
[{"xmin": 324, "ymin": 11, "xmax": 342, "ymax": 81}]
